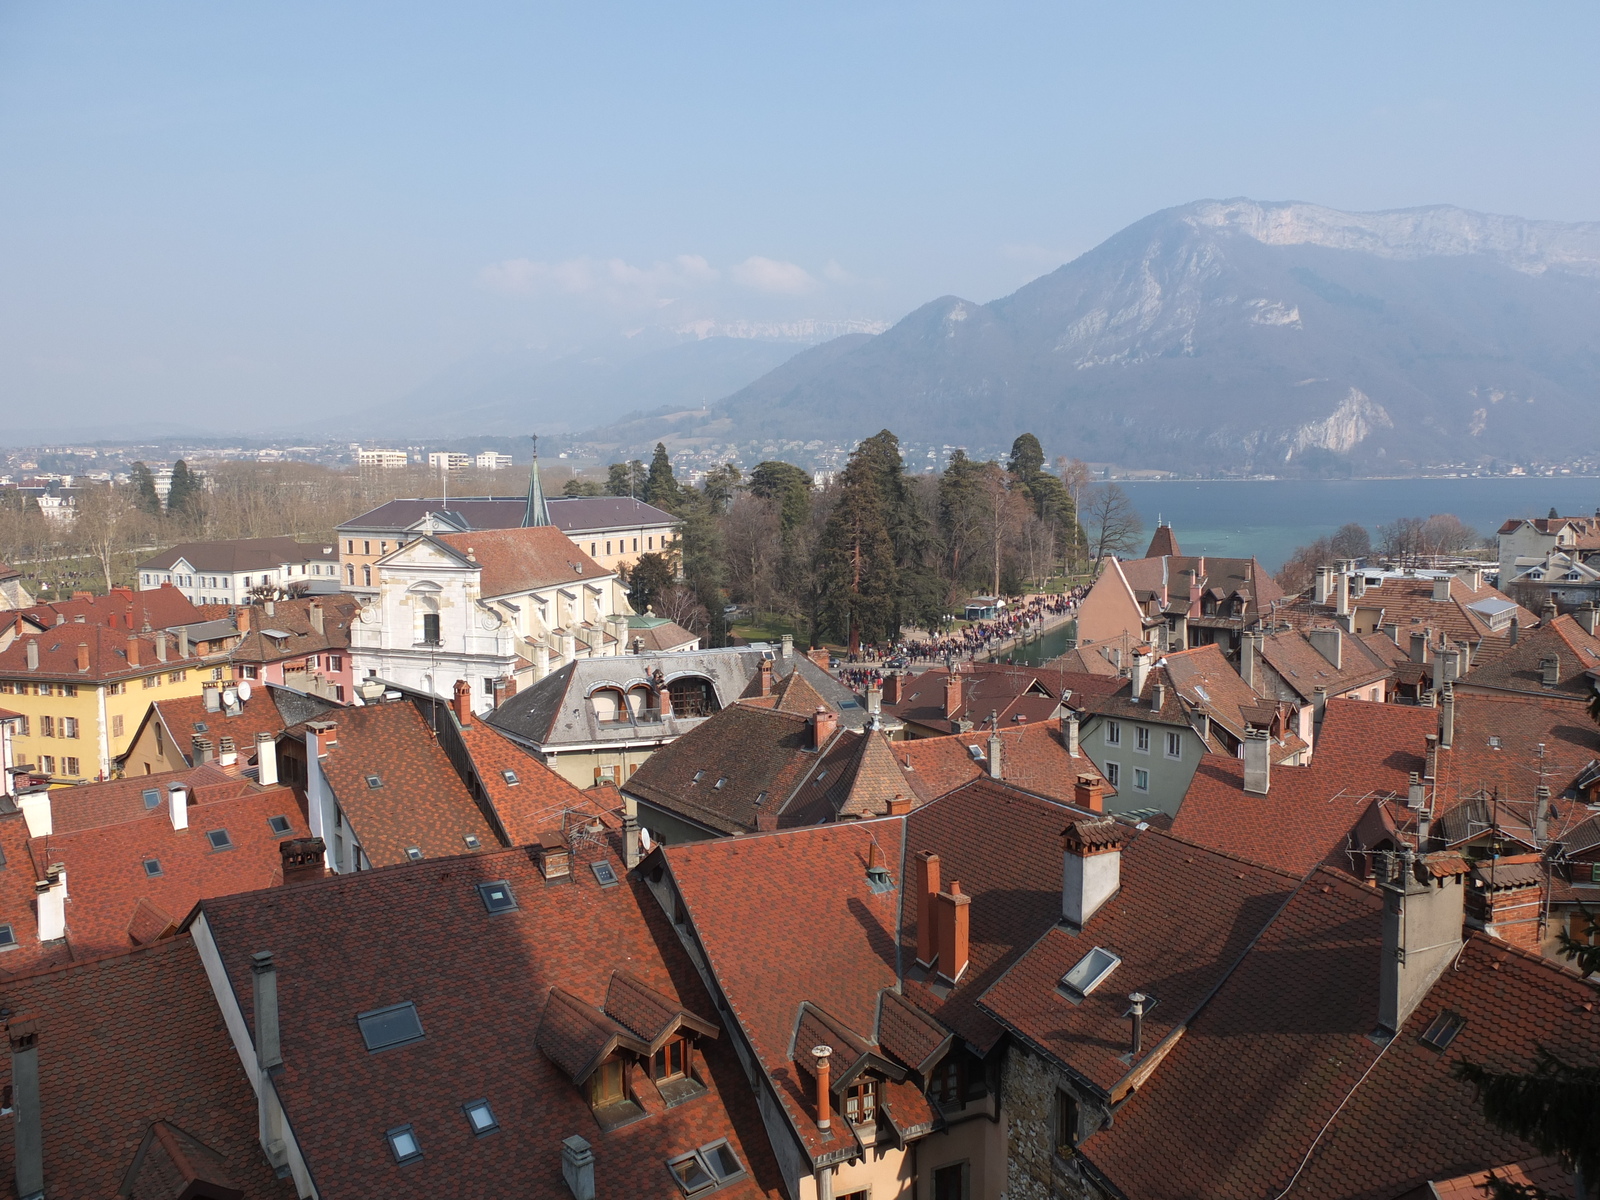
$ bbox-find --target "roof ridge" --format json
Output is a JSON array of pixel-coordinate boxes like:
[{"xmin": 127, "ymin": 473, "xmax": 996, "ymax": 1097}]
[
  {"xmin": 1142, "ymin": 824, "xmax": 1309, "ymax": 883},
  {"xmin": 0, "ymin": 931, "xmax": 190, "ymax": 985}
]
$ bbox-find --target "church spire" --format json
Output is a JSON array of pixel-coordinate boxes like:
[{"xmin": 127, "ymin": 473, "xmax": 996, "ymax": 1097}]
[{"xmin": 522, "ymin": 434, "xmax": 551, "ymax": 528}]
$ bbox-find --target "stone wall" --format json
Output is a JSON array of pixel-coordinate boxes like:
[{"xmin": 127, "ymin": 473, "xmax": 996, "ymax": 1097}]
[{"xmin": 999, "ymin": 1044, "xmax": 1113, "ymax": 1200}]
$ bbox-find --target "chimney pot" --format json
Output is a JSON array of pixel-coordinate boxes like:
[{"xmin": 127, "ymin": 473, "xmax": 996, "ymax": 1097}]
[
  {"xmin": 452, "ymin": 678, "xmax": 473, "ymax": 726},
  {"xmin": 1073, "ymin": 772, "xmax": 1104, "ymax": 813},
  {"xmin": 127, "ymin": 632, "xmax": 141, "ymax": 668},
  {"xmin": 812, "ymin": 706, "xmax": 837, "ymax": 750},
  {"xmin": 8, "ymin": 1015, "xmax": 43, "ymax": 1200},
  {"xmin": 250, "ymin": 951, "xmax": 282, "ymax": 1069},
  {"xmin": 1243, "ymin": 728, "xmax": 1271, "ymax": 796},
  {"xmin": 759, "ymin": 658, "xmax": 773, "ymax": 697},
  {"xmin": 934, "ymin": 881, "xmax": 971, "ymax": 985},
  {"xmin": 169, "ymin": 782, "xmax": 190, "ymax": 831},
  {"xmin": 811, "ymin": 1046, "xmax": 833, "ymax": 1132},
  {"xmin": 75, "ymin": 641, "xmax": 89, "ymax": 673},
  {"xmin": 1127, "ymin": 992, "xmax": 1147, "ymax": 1058},
  {"xmin": 915, "ymin": 851, "xmax": 940, "ymax": 969},
  {"xmin": 1061, "ymin": 817, "xmax": 1123, "ymax": 925},
  {"xmin": 255, "ymin": 731, "xmax": 278, "ymax": 786}
]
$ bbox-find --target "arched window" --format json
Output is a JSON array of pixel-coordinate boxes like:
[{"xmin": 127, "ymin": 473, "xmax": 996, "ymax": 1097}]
[
  {"xmin": 590, "ymin": 688, "xmax": 628, "ymax": 723},
  {"xmin": 667, "ymin": 677, "xmax": 720, "ymax": 718},
  {"xmin": 362, "ymin": 565, "xmax": 373, "ymax": 587},
  {"xmin": 628, "ymin": 685, "xmax": 658, "ymax": 721}
]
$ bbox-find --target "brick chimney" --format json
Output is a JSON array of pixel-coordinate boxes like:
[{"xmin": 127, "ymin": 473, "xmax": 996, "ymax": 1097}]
[
  {"xmin": 1243, "ymin": 728, "xmax": 1271, "ymax": 796},
  {"xmin": 1062, "ymin": 818, "xmax": 1122, "ymax": 926},
  {"xmin": 759, "ymin": 658, "xmax": 773, "ymax": 696},
  {"xmin": 236, "ymin": 606, "xmax": 251, "ymax": 634},
  {"xmin": 8, "ymin": 1015, "xmax": 42, "ymax": 1200},
  {"xmin": 1465, "ymin": 854, "xmax": 1546, "ymax": 952},
  {"xmin": 944, "ymin": 674, "xmax": 962, "ymax": 721},
  {"xmin": 255, "ymin": 731, "xmax": 278, "ymax": 786},
  {"xmin": 886, "ymin": 793, "xmax": 911, "ymax": 816},
  {"xmin": 915, "ymin": 851, "xmax": 940, "ymax": 969},
  {"xmin": 1377, "ymin": 849, "xmax": 1467, "ymax": 1034},
  {"xmin": 934, "ymin": 880, "xmax": 971, "ymax": 985},
  {"xmin": 309, "ymin": 601, "xmax": 324, "ymax": 635},
  {"xmin": 127, "ymin": 632, "xmax": 141, "ymax": 668},
  {"xmin": 883, "ymin": 672, "xmax": 902, "ymax": 705},
  {"xmin": 1073, "ymin": 772, "xmax": 1104, "ymax": 813},
  {"xmin": 807, "ymin": 647, "xmax": 830, "ymax": 670},
  {"xmin": 280, "ymin": 836, "xmax": 327, "ymax": 885},
  {"xmin": 76, "ymin": 642, "xmax": 89, "ymax": 672},
  {"xmin": 812, "ymin": 706, "xmax": 837, "ymax": 750},
  {"xmin": 452, "ymin": 678, "xmax": 473, "ymax": 726}
]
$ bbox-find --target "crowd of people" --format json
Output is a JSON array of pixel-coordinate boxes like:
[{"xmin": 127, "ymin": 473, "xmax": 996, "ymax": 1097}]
[{"xmin": 837, "ymin": 588, "xmax": 1086, "ymax": 673}]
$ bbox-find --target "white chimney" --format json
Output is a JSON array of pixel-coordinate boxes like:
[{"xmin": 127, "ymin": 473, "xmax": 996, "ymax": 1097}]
[
  {"xmin": 1314, "ymin": 567, "xmax": 1331, "ymax": 606},
  {"xmin": 1065, "ymin": 712, "xmax": 1080, "ymax": 756},
  {"xmin": 1061, "ymin": 818, "xmax": 1123, "ymax": 926},
  {"xmin": 1432, "ymin": 575, "xmax": 1452, "ymax": 603},
  {"xmin": 1243, "ymin": 728, "xmax": 1271, "ymax": 796},
  {"xmin": 35, "ymin": 866, "xmax": 66, "ymax": 941},
  {"xmin": 1377, "ymin": 850, "xmax": 1466, "ymax": 1034},
  {"xmin": 1335, "ymin": 571, "xmax": 1350, "ymax": 618},
  {"xmin": 169, "ymin": 782, "xmax": 189, "ymax": 831},
  {"xmin": 24, "ymin": 640, "xmax": 38, "ymax": 671},
  {"xmin": 987, "ymin": 731, "xmax": 1002, "ymax": 780},
  {"xmin": 1308, "ymin": 627, "xmax": 1342, "ymax": 671},
  {"xmin": 18, "ymin": 790, "xmax": 52, "ymax": 839},
  {"xmin": 1129, "ymin": 651, "xmax": 1150, "ymax": 700},
  {"xmin": 255, "ymin": 732, "xmax": 278, "ymax": 786}
]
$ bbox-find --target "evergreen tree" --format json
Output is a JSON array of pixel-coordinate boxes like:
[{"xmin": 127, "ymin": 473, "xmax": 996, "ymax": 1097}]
[
  {"xmin": 645, "ymin": 444, "xmax": 681, "ymax": 513},
  {"xmin": 1006, "ymin": 433, "xmax": 1046, "ymax": 481},
  {"xmin": 130, "ymin": 462, "xmax": 162, "ymax": 518},
  {"xmin": 748, "ymin": 461, "xmax": 812, "ymax": 539},
  {"xmin": 625, "ymin": 551, "xmax": 677, "ymax": 615},
  {"xmin": 701, "ymin": 462, "xmax": 742, "ymax": 509},
  {"xmin": 676, "ymin": 488, "xmax": 729, "ymax": 646},
  {"xmin": 606, "ymin": 460, "xmax": 646, "ymax": 498},
  {"xmin": 850, "ymin": 430, "xmax": 941, "ymax": 633},
  {"xmin": 816, "ymin": 448, "xmax": 899, "ymax": 651},
  {"xmin": 165, "ymin": 460, "xmax": 202, "ymax": 521},
  {"xmin": 563, "ymin": 478, "xmax": 604, "ymax": 497}
]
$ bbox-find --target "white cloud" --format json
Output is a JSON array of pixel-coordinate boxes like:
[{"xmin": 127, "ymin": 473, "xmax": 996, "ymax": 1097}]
[{"xmin": 728, "ymin": 256, "xmax": 818, "ymax": 295}]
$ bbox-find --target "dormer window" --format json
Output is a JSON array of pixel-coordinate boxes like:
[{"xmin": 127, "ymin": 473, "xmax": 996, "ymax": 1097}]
[
  {"xmin": 652, "ymin": 1035, "xmax": 690, "ymax": 1081},
  {"xmin": 589, "ymin": 1057, "xmax": 626, "ymax": 1109},
  {"xmin": 931, "ymin": 1057, "xmax": 963, "ymax": 1106},
  {"xmin": 844, "ymin": 1079, "xmax": 877, "ymax": 1124}
]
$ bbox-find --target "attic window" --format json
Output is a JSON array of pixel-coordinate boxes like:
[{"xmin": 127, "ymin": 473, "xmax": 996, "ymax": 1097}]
[
  {"xmin": 205, "ymin": 829, "xmax": 234, "ymax": 851},
  {"xmin": 267, "ymin": 815, "xmax": 291, "ymax": 836},
  {"xmin": 462, "ymin": 1099, "xmax": 498, "ymax": 1136},
  {"xmin": 464, "ymin": 834, "xmax": 481, "ymax": 850},
  {"xmin": 142, "ymin": 789, "xmax": 160, "ymax": 810},
  {"xmin": 1488, "ymin": 736, "xmax": 1502, "ymax": 749},
  {"xmin": 477, "ymin": 880, "xmax": 516, "ymax": 914},
  {"xmin": 501, "ymin": 770, "xmax": 520, "ymax": 785},
  {"xmin": 591, "ymin": 860, "xmax": 619, "ymax": 888},
  {"xmin": 1061, "ymin": 947, "xmax": 1121, "ymax": 997},
  {"xmin": 193, "ymin": 721, "xmax": 208, "ymax": 733},
  {"xmin": 406, "ymin": 847, "xmax": 424, "ymax": 862},
  {"xmin": 143, "ymin": 859, "xmax": 163, "ymax": 878},
  {"xmin": 385, "ymin": 1124, "xmax": 422, "ymax": 1164},
  {"xmin": 358, "ymin": 1001, "xmax": 425, "ymax": 1052},
  {"xmin": 691, "ymin": 770, "xmax": 705, "ymax": 783},
  {"xmin": 713, "ymin": 777, "xmax": 728, "ymax": 790},
  {"xmin": 0, "ymin": 925, "xmax": 15, "ymax": 950},
  {"xmin": 814, "ymin": 770, "xmax": 829, "ymax": 786},
  {"xmin": 366, "ymin": 774, "xmax": 382, "ymax": 789},
  {"xmin": 1419, "ymin": 1009, "xmax": 1466, "ymax": 1052}
]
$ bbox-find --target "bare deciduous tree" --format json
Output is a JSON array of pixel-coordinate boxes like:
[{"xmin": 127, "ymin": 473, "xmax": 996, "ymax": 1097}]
[{"xmin": 1083, "ymin": 484, "xmax": 1144, "ymax": 562}]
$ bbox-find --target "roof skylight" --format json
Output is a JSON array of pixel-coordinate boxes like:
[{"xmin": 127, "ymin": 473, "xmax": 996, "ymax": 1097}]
[
  {"xmin": 0, "ymin": 925, "xmax": 15, "ymax": 949},
  {"xmin": 267, "ymin": 815, "xmax": 291, "ymax": 835},
  {"xmin": 462, "ymin": 1099, "xmax": 498, "ymax": 1136},
  {"xmin": 1061, "ymin": 947, "xmax": 1121, "ymax": 996},
  {"xmin": 358, "ymin": 1001, "xmax": 425, "ymax": 1052},
  {"xmin": 464, "ymin": 834, "xmax": 482, "ymax": 850},
  {"xmin": 385, "ymin": 1124, "xmax": 422, "ymax": 1164},
  {"xmin": 592, "ymin": 860, "xmax": 619, "ymax": 888},
  {"xmin": 1420, "ymin": 1009, "xmax": 1466, "ymax": 1051},
  {"xmin": 477, "ymin": 880, "xmax": 516, "ymax": 914},
  {"xmin": 501, "ymin": 769, "xmax": 519, "ymax": 785},
  {"xmin": 366, "ymin": 774, "xmax": 383, "ymax": 789},
  {"xmin": 205, "ymin": 829, "xmax": 233, "ymax": 851},
  {"xmin": 406, "ymin": 847, "xmax": 424, "ymax": 862},
  {"xmin": 142, "ymin": 789, "xmax": 160, "ymax": 809},
  {"xmin": 143, "ymin": 859, "xmax": 163, "ymax": 877}
]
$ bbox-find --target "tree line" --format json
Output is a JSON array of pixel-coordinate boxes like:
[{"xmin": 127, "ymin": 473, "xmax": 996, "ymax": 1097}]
[
  {"xmin": 1275, "ymin": 514, "xmax": 1488, "ymax": 594},
  {"xmin": 609, "ymin": 432, "xmax": 1145, "ymax": 651}
]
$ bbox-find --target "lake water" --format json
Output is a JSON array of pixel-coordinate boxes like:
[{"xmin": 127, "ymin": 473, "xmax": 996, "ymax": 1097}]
[{"xmin": 1113, "ymin": 477, "xmax": 1600, "ymax": 573}]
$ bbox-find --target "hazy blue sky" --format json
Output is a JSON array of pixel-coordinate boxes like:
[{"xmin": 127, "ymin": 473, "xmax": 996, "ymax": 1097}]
[{"xmin": 2, "ymin": 1, "xmax": 1596, "ymax": 435}]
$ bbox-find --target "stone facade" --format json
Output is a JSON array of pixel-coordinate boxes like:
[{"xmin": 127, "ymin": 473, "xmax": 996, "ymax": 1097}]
[{"xmin": 1000, "ymin": 1043, "xmax": 1109, "ymax": 1200}]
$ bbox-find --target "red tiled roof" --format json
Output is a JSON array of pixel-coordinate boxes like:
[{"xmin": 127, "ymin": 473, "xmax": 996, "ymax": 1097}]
[
  {"xmin": 1081, "ymin": 875, "xmax": 1600, "ymax": 1200},
  {"xmin": 25, "ymin": 783, "xmax": 308, "ymax": 960},
  {"xmin": 435, "ymin": 526, "xmax": 609, "ymax": 597},
  {"xmin": 44, "ymin": 762, "xmax": 247, "ymax": 835},
  {"xmin": 1458, "ymin": 613, "xmax": 1600, "ymax": 700},
  {"xmin": 140, "ymin": 688, "xmax": 320, "ymax": 770},
  {"xmin": 230, "ymin": 595, "xmax": 358, "ymax": 665},
  {"xmin": 454, "ymin": 720, "xmax": 617, "ymax": 845},
  {"xmin": 0, "ymin": 938, "xmax": 293, "ymax": 1199},
  {"xmin": 1438, "ymin": 690, "xmax": 1600, "ymax": 802},
  {"xmin": 0, "ymin": 623, "xmax": 218, "ymax": 683},
  {"xmin": 0, "ymin": 816, "xmax": 72, "ymax": 977},
  {"xmin": 1171, "ymin": 700, "xmax": 1438, "ymax": 875},
  {"xmin": 977, "ymin": 828, "xmax": 1297, "ymax": 1095},
  {"xmin": 1144, "ymin": 525, "xmax": 1182, "ymax": 558},
  {"xmin": 196, "ymin": 839, "xmax": 780, "ymax": 1199},
  {"xmin": 881, "ymin": 663, "xmax": 1065, "ymax": 734},
  {"xmin": 19, "ymin": 583, "xmax": 204, "ymax": 634},
  {"xmin": 315, "ymin": 700, "xmax": 498, "ymax": 866},
  {"xmin": 1280, "ymin": 572, "xmax": 1538, "ymax": 654},
  {"xmin": 1257, "ymin": 626, "xmax": 1393, "ymax": 703},
  {"xmin": 894, "ymin": 719, "xmax": 1110, "ymax": 806}
]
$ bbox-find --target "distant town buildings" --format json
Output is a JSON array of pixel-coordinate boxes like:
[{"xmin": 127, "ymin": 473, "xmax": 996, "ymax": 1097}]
[
  {"xmin": 137, "ymin": 536, "xmax": 341, "ymax": 605},
  {"xmin": 356, "ymin": 447, "xmax": 410, "ymax": 470}
]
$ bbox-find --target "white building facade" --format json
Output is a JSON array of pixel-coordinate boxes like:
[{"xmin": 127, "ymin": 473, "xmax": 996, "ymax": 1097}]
[{"xmin": 350, "ymin": 525, "xmax": 633, "ymax": 713}]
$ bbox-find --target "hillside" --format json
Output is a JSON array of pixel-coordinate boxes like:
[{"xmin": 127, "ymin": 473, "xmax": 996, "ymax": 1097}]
[{"xmin": 611, "ymin": 199, "xmax": 1600, "ymax": 472}]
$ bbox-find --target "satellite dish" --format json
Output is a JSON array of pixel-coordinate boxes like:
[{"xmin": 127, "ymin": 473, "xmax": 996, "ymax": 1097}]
[
  {"xmin": 236, "ymin": 680, "xmax": 252, "ymax": 702},
  {"xmin": 222, "ymin": 688, "xmax": 239, "ymax": 707}
]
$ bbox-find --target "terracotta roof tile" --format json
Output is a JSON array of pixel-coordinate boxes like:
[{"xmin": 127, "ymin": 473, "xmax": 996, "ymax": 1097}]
[
  {"xmin": 197, "ymin": 839, "xmax": 780, "ymax": 1198},
  {"xmin": 893, "ymin": 719, "xmax": 1110, "ymax": 807},
  {"xmin": 435, "ymin": 526, "xmax": 609, "ymax": 597},
  {"xmin": 1460, "ymin": 613, "xmax": 1600, "ymax": 700},
  {"xmin": 0, "ymin": 938, "xmax": 293, "ymax": 1199},
  {"xmin": 455, "ymin": 719, "xmax": 616, "ymax": 845}
]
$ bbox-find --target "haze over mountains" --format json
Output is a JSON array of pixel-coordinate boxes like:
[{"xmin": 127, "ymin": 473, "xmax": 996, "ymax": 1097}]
[{"xmin": 589, "ymin": 199, "xmax": 1600, "ymax": 472}]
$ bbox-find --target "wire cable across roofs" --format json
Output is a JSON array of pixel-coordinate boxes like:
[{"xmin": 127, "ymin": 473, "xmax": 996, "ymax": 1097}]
[{"xmin": 1270, "ymin": 1028, "xmax": 1402, "ymax": 1199}]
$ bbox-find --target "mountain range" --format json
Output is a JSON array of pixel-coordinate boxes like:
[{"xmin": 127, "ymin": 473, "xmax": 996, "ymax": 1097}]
[{"xmin": 585, "ymin": 199, "xmax": 1600, "ymax": 473}]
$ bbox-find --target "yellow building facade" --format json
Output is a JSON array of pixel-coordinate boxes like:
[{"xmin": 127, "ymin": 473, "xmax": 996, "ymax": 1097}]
[{"xmin": 0, "ymin": 625, "xmax": 228, "ymax": 784}]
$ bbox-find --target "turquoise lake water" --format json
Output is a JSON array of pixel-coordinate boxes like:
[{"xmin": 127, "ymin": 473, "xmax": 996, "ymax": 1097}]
[{"xmin": 1114, "ymin": 477, "xmax": 1600, "ymax": 573}]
